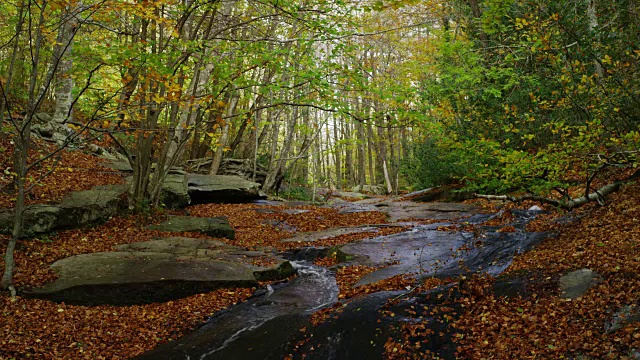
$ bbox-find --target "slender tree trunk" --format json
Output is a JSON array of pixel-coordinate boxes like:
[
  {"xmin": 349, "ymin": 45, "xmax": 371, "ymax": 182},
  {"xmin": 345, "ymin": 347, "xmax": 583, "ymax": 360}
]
[
  {"xmin": 333, "ymin": 116, "xmax": 342, "ymax": 189},
  {"xmin": 382, "ymin": 159, "xmax": 392, "ymax": 194},
  {"xmin": 300, "ymin": 109, "xmax": 310, "ymax": 185},
  {"xmin": 165, "ymin": 2, "xmax": 233, "ymax": 162},
  {"xmin": 1, "ymin": 170, "xmax": 24, "ymax": 293},
  {"xmin": 263, "ymin": 92, "xmax": 280, "ymax": 191},
  {"xmin": 252, "ymin": 110, "xmax": 261, "ymax": 183},
  {"xmin": 52, "ymin": 5, "xmax": 80, "ymax": 124},
  {"xmin": 376, "ymin": 121, "xmax": 392, "ymax": 193},
  {"xmin": 312, "ymin": 134, "xmax": 319, "ymax": 202},
  {"xmin": 263, "ymin": 104, "xmax": 298, "ymax": 193},
  {"xmin": 210, "ymin": 94, "xmax": 239, "ymax": 174},
  {"xmin": 240, "ymin": 108, "xmax": 260, "ymax": 159},
  {"xmin": 387, "ymin": 124, "xmax": 396, "ymax": 194},
  {"xmin": 366, "ymin": 122, "xmax": 375, "ymax": 185},
  {"xmin": 1, "ymin": 138, "xmax": 27, "ymax": 292},
  {"xmin": 344, "ymin": 118, "xmax": 354, "ymax": 188},
  {"xmin": 325, "ymin": 119, "xmax": 331, "ymax": 187},
  {"xmin": 356, "ymin": 119, "xmax": 366, "ymax": 186},
  {"xmin": 315, "ymin": 111, "xmax": 324, "ymax": 187},
  {"xmin": 587, "ymin": 0, "xmax": 604, "ymax": 81},
  {"xmin": 2, "ymin": 2, "xmax": 48, "ymax": 291},
  {"xmin": 232, "ymin": 68, "xmax": 270, "ymax": 156},
  {"xmin": 130, "ymin": 17, "xmax": 163, "ymax": 209},
  {"xmin": 0, "ymin": 0, "xmax": 26, "ymax": 125}
]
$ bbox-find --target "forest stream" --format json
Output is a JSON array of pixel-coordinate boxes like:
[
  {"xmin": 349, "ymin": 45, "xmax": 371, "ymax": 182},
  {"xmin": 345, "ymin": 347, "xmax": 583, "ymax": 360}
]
[{"xmin": 136, "ymin": 201, "xmax": 549, "ymax": 360}]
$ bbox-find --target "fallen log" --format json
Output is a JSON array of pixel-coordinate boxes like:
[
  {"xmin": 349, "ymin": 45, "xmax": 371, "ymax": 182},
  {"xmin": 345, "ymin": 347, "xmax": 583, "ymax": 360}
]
[{"xmin": 476, "ymin": 170, "xmax": 640, "ymax": 210}]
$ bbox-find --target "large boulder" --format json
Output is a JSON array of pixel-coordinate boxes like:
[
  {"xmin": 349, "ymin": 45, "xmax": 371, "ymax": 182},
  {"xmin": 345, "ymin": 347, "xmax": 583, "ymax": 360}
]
[
  {"xmin": 0, "ymin": 205, "xmax": 60, "ymax": 236},
  {"xmin": 0, "ymin": 185, "xmax": 127, "ymax": 236},
  {"xmin": 26, "ymin": 237, "xmax": 294, "ymax": 305},
  {"xmin": 102, "ymin": 173, "xmax": 191, "ymax": 209},
  {"xmin": 187, "ymin": 174, "xmax": 265, "ymax": 204},
  {"xmin": 56, "ymin": 187, "xmax": 127, "ymax": 228},
  {"xmin": 147, "ymin": 216, "xmax": 235, "ymax": 239},
  {"xmin": 160, "ymin": 173, "xmax": 190, "ymax": 209}
]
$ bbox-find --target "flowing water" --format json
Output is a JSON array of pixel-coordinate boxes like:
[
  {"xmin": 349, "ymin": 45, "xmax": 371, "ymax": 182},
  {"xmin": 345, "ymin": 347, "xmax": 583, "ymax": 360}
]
[
  {"xmin": 137, "ymin": 262, "xmax": 339, "ymax": 360},
  {"xmin": 137, "ymin": 208, "xmax": 549, "ymax": 359}
]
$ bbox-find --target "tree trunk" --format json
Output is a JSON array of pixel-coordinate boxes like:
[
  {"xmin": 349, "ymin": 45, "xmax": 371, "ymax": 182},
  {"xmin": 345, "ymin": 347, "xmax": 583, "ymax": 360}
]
[
  {"xmin": 387, "ymin": 124, "xmax": 397, "ymax": 194},
  {"xmin": 325, "ymin": 119, "xmax": 332, "ymax": 187},
  {"xmin": 300, "ymin": 109, "xmax": 311, "ymax": 185},
  {"xmin": 0, "ymin": 0, "xmax": 26, "ymax": 124},
  {"xmin": 333, "ymin": 116, "xmax": 342, "ymax": 190},
  {"xmin": 367, "ymin": 122, "xmax": 375, "ymax": 185},
  {"xmin": 263, "ymin": 105, "xmax": 298, "ymax": 193},
  {"xmin": 263, "ymin": 94, "xmax": 281, "ymax": 191},
  {"xmin": 1, "ymin": 137, "xmax": 27, "ymax": 292},
  {"xmin": 587, "ymin": 0, "xmax": 604, "ymax": 81},
  {"xmin": 356, "ymin": 119, "xmax": 366, "ymax": 186},
  {"xmin": 373, "ymin": 121, "xmax": 392, "ymax": 193},
  {"xmin": 382, "ymin": 159, "xmax": 392, "ymax": 194},
  {"xmin": 52, "ymin": 5, "xmax": 80, "ymax": 124},
  {"xmin": 210, "ymin": 94, "xmax": 239, "ymax": 174},
  {"xmin": 2, "ymin": 3, "xmax": 48, "ymax": 291},
  {"xmin": 315, "ymin": 111, "xmax": 324, "ymax": 187},
  {"xmin": 343, "ymin": 118, "xmax": 354, "ymax": 188},
  {"xmin": 239, "ymin": 109, "xmax": 259, "ymax": 159},
  {"xmin": 165, "ymin": 1, "xmax": 235, "ymax": 162}
]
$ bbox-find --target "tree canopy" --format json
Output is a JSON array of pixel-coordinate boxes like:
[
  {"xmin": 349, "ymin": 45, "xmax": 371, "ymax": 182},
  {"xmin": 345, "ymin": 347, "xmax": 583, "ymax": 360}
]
[{"xmin": 1, "ymin": 0, "xmax": 639, "ymax": 222}]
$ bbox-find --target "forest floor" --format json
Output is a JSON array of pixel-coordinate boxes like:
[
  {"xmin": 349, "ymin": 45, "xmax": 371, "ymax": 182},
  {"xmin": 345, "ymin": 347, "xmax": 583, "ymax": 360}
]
[
  {"xmin": 0, "ymin": 141, "xmax": 639, "ymax": 359},
  {"xmin": 447, "ymin": 184, "xmax": 640, "ymax": 359}
]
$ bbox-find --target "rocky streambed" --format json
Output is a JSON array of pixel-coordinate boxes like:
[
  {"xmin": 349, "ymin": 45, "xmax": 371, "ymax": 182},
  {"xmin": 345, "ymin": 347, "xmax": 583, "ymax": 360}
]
[
  {"xmin": 10, "ymin": 184, "xmax": 557, "ymax": 359},
  {"xmin": 132, "ymin": 200, "xmax": 551, "ymax": 359}
]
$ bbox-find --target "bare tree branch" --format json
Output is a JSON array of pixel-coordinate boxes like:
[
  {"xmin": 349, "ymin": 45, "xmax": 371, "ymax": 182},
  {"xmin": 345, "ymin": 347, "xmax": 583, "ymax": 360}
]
[{"xmin": 475, "ymin": 169, "xmax": 640, "ymax": 209}]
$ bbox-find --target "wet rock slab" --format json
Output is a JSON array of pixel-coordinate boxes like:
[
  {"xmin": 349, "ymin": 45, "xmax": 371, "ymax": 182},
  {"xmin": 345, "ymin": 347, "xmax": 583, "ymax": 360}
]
[
  {"xmin": 135, "ymin": 263, "xmax": 338, "ymax": 360},
  {"xmin": 136, "ymin": 206, "xmax": 552, "ymax": 360},
  {"xmin": 284, "ymin": 286, "xmax": 463, "ymax": 360},
  {"xmin": 137, "ymin": 280, "xmax": 462, "ymax": 360},
  {"xmin": 340, "ymin": 224, "xmax": 549, "ymax": 286},
  {"xmin": 26, "ymin": 237, "xmax": 294, "ymax": 305},
  {"xmin": 280, "ymin": 224, "xmax": 405, "ymax": 243}
]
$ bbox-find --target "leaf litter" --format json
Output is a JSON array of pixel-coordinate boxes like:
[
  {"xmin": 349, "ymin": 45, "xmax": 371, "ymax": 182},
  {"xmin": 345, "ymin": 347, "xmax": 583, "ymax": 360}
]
[{"xmin": 1, "ymin": 144, "xmax": 639, "ymax": 358}]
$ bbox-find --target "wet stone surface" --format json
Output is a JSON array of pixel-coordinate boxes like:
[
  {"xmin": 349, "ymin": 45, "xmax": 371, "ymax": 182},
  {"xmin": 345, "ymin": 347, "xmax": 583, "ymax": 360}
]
[
  {"xmin": 136, "ymin": 205, "xmax": 550, "ymax": 360},
  {"xmin": 136, "ymin": 262, "xmax": 339, "ymax": 360},
  {"xmin": 339, "ymin": 222, "xmax": 548, "ymax": 286}
]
